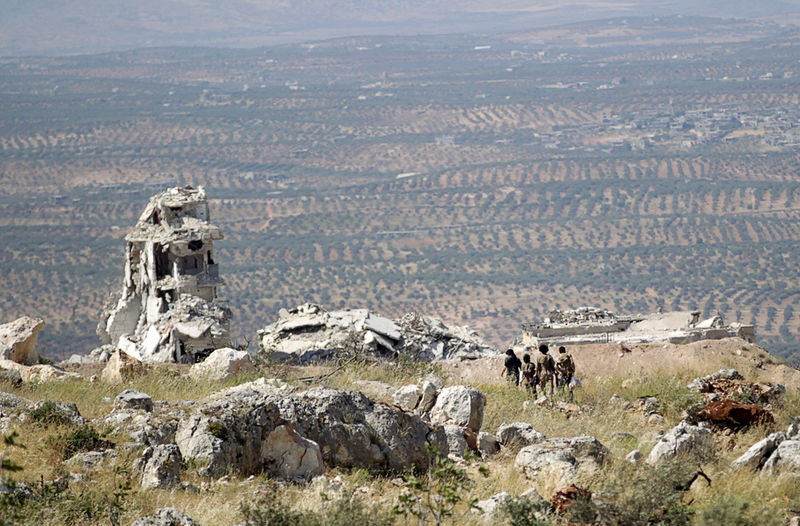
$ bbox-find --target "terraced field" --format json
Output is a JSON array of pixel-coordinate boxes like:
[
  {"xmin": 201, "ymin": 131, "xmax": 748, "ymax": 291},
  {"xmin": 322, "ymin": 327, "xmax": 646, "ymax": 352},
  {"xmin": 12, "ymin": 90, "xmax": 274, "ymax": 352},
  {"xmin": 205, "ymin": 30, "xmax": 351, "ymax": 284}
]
[{"xmin": 1, "ymin": 17, "xmax": 799, "ymax": 361}]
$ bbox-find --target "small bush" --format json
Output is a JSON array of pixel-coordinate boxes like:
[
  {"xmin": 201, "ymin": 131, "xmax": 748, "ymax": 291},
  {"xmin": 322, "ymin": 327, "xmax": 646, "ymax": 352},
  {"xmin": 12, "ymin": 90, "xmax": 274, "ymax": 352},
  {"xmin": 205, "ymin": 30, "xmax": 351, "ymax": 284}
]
[
  {"xmin": 207, "ymin": 421, "xmax": 228, "ymax": 441},
  {"xmin": 502, "ymin": 496, "xmax": 556, "ymax": 526},
  {"xmin": 696, "ymin": 494, "xmax": 783, "ymax": 526},
  {"xmin": 28, "ymin": 401, "xmax": 74, "ymax": 427},
  {"xmin": 59, "ymin": 426, "xmax": 112, "ymax": 460}
]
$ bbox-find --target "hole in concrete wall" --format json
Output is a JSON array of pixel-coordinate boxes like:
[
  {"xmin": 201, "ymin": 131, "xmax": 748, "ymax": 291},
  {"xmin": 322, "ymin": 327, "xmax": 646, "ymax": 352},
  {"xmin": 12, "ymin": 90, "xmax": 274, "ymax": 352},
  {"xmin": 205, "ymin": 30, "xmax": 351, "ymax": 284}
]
[
  {"xmin": 155, "ymin": 245, "xmax": 170, "ymax": 279},
  {"xmin": 188, "ymin": 239, "xmax": 203, "ymax": 251}
]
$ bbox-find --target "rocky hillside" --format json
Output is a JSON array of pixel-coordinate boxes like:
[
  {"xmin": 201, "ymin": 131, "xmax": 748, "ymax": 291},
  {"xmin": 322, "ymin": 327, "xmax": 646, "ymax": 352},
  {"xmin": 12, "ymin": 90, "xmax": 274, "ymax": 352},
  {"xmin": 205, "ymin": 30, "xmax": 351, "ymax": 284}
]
[{"xmin": 1, "ymin": 336, "xmax": 799, "ymax": 525}]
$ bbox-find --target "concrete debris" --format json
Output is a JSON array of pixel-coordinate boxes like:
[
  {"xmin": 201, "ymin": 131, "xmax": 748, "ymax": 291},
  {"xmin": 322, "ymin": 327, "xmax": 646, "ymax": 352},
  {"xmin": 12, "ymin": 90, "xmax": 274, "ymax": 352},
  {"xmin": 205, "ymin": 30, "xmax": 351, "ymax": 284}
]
[
  {"xmin": 0, "ymin": 316, "xmax": 44, "ymax": 365},
  {"xmin": 687, "ymin": 369, "xmax": 785, "ymax": 406},
  {"xmin": 522, "ymin": 308, "xmax": 755, "ymax": 347},
  {"xmin": 395, "ymin": 312, "xmax": 496, "ymax": 361},
  {"xmin": 97, "ymin": 186, "xmax": 232, "ymax": 364},
  {"xmin": 257, "ymin": 304, "xmax": 496, "ymax": 364}
]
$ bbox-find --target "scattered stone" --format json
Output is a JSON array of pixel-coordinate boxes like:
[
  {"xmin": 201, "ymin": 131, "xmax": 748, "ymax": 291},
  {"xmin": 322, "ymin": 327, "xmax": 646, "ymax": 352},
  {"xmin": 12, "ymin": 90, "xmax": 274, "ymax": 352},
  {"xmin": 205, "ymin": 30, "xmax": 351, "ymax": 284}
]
[
  {"xmin": 515, "ymin": 436, "xmax": 609, "ymax": 485},
  {"xmin": 477, "ymin": 432, "xmax": 500, "ymax": 458},
  {"xmin": 0, "ymin": 367, "xmax": 22, "ymax": 385},
  {"xmin": 635, "ymin": 396, "xmax": 660, "ymax": 413},
  {"xmin": 429, "ymin": 386, "xmax": 485, "ymax": 432},
  {"xmin": 393, "ymin": 384, "xmax": 421, "ymax": 412},
  {"xmin": 114, "ymin": 389, "xmax": 154, "ymax": 412},
  {"xmin": 65, "ymin": 450, "xmax": 118, "ymax": 473},
  {"xmin": 647, "ymin": 413, "xmax": 665, "ymax": 425},
  {"xmin": 101, "ymin": 349, "xmax": 149, "ymax": 383},
  {"xmin": 189, "ymin": 347, "xmax": 255, "ymax": 381},
  {"xmin": 646, "ymin": 421, "xmax": 713, "ymax": 465},
  {"xmin": 417, "ymin": 380, "xmax": 438, "ymax": 414},
  {"xmin": 762, "ymin": 440, "xmax": 800, "ymax": 476},
  {"xmin": 134, "ymin": 444, "xmax": 181, "ymax": 489},
  {"xmin": 609, "ymin": 395, "xmax": 634, "ymax": 411},
  {"xmin": 551, "ymin": 484, "xmax": 592, "ymax": 515},
  {"xmin": 0, "ymin": 360, "xmax": 80, "ymax": 383},
  {"xmin": 97, "ymin": 186, "xmax": 232, "ymax": 364},
  {"xmin": 27, "ymin": 400, "xmax": 85, "ymax": 426},
  {"xmin": 131, "ymin": 508, "xmax": 199, "ymax": 526},
  {"xmin": 350, "ymin": 380, "xmax": 395, "ymax": 401},
  {"xmin": 496, "ymin": 422, "xmax": 546, "ymax": 448},
  {"xmin": 625, "ymin": 450, "xmax": 642, "ymax": 464},
  {"xmin": 533, "ymin": 395, "xmax": 552, "ymax": 408},
  {"xmin": 0, "ymin": 316, "xmax": 44, "ymax": 365},
  {"xmin": 687, "ymin": 369, "xmax": 744, "ymax": 392},
  {"xmin": 472, "ymin": 492, "xmax": 511, "ymax": 520}
]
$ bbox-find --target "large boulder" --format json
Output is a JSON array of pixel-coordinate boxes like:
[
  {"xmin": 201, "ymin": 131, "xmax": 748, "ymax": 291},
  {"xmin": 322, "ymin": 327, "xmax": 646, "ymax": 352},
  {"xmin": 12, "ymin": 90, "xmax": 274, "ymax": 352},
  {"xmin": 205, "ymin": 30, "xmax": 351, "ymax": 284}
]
[
  {"xmin": 429, "ymin": 386, "xmax": 486, "ymax": 432},
  {"xmin": 497, "ymin": 422, "xmax": 546, "ymax": 448},
  {"xmin": 515, "ymin": 436, "xmax": 610, "ymax": 485},
  {"xmin": 101, "ymin": 349, "xmax": 148, "ymax": 383},
  {"xmin": 472, "ymin": 492, "xmax": 511, "ymax": 521},
  {"xmin": 646, "ymin": 421, "xmax": 713, "ymax": 465},
  {"xmin": 393, "ymin": 384, "xmax": 421, "ymax": 412},
  {"xmin": 762, "ymin": 440, "xmax": 800, "ymax": 476},
  {"xmin": 175, "ymin": 388, "xmax": 324, "ymax": 481},
  {"xmin": 417, "ymin": 380, "xmax": 438, "ymax": 414},
  {"xmin": 0, "ymin": 360, "xmax": 79, "ymax": 383},
  {"xmin": 731, "ymin": 432, "xmax": 786, "ymax": 471},
  {"xmin": 189, "ymin": 347, "xmax": 255, "ymax": 381},
  {"xmin": 0, "ymin": 316, "xmax": 44, "ymax": 365},
  {"xmin": 114, "ymin": 389, "xmax": 154, "ymax": 412},
  {"xmin": 134, "ymin": 444, "xmax": 181, "ymax": 489}
]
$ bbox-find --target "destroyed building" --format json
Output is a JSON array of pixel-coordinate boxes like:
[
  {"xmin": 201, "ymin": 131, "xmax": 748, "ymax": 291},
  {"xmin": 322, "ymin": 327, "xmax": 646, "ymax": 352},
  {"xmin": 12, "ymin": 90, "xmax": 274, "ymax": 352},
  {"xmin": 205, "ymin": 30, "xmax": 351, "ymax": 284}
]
[
  {"xmin": 521, "ymin": 307, "xmax": 755, "ymax": 348},
  {"xmin": 97, "ymin": 186, "xmax": 231, "ymax": 363},
  {"xmin": 257, "ymin": 303, "xmax": 496, "ymax": 364}
]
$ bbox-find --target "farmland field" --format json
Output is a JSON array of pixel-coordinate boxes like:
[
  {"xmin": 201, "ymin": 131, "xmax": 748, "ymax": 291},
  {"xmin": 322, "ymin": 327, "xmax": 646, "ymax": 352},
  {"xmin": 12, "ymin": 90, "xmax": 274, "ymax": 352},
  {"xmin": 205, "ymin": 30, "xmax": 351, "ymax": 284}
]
[{"xmin": 1, "ymin": 16, "xmax": 799, "ymax": 361}]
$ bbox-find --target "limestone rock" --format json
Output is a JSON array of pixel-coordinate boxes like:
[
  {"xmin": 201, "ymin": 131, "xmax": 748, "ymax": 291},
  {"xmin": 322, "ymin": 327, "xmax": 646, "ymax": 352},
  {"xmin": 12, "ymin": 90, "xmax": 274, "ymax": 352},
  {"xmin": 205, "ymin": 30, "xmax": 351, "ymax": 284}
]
[
  {"xmin": 417, "ymin": 380, "xmax": 438, "ymax": 414},
  {"xmin": 762, "ymin": 440, "xmax": 800, "ymax": 476},
  {"xmin": 687, "ymin": 369, "xmax": 743, "ymax": 392},
  {"xmin": 66, "ymin": 450, "xmax": 118, "ymax": 473},
  {"xmin": 101, "ymin": 349, "xmax": 148, "ymax": 383},
  {"xmin": 0, "ymin": 360, "xmax": 79, "ymax": 383},
  {"xmin": 134, "ymin": 444, "xmax": 181, "ymax": 489},
  {"xmin": 114, "ymin": 389, "xmax": 154, "ymax": 412},
  {"xmin": 429, "ymin": 385, "xmax": 485, "ymax": 432},
  {"xmin": 647, "ymin": 413, "xmax": 665, "ymax": 425},
  {"xmin": 0, "ymin": 316, "xmax": 44, "ymax": 365},
  {"xmin": 472, "ymin": 492, "xmax": 511, "ymax": 520},
  {"xmin": 515, "ymin": 436, "xmax": 610, "ymax": 485},
  {"xmin": 131, "ymin": 508, "xmax": 199, "ymax": 526},
  {"xmin": 497, "ymin": 422, "xmax": 546, "ymax": 448},
  {"xmin": 175, "ymin": 390, "xmax": 323, "ymax": 481},
  {"xmin": 625, "ymin": 450, "xmax": 642, "ymax": 464},
  {"xmin": 646, "ymin": 421, "xmax": 713, "ymax": 465},
  {"xmin": 27, "ymin": 400, "xmax": 85, "ymax": 426},
  {"xmin": 393, "ymin": 384, "xmax": 421, "ymax": 412},
  {"xmin": 395, "ymin": 312, "xmax": 496, "ymax": 361},
  {"xmin": 477, "ymin": 432, "xmax": 500, "ymax": 458},
  {"xmin": 189, "ymin": 347, "xmax": 255, "ymax": 381},
  {"xmin": 731, "ymin": 432, "xmax": 786, "ymax": 471},
  {"xmin": 350, "ymin": 380, "xmax": 395, "ymax": 401},
  {"xmin": 443, "ymin": 425, "xmax": 468, "ymax": 458}
]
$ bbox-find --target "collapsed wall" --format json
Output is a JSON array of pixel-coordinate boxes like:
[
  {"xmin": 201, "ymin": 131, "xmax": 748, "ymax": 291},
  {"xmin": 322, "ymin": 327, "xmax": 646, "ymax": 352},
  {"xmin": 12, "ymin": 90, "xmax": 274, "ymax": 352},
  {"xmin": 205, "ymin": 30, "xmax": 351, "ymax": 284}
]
[
  {"xmin": 97, "ymin": 186, "xmax": 231, "ymax": 363},
  {"xmin": 257, "ymin": 303, "xmax": 496, "ymax": 364},
  {"xmin": 521, "ymin": 307, "xmax": 755, "ymax": 347}
]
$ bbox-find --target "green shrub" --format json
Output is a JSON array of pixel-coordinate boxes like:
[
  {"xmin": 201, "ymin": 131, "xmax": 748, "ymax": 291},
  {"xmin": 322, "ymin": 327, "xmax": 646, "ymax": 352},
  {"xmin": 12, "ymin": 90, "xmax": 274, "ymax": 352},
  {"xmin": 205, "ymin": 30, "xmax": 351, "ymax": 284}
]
[
  {"xmin": 59, "ymin": 426, "xmax": 112, "ymax": 460},
  {"xmin": 28, "ymin": 401, "xmax": 74, "ymax": 427},
  {"xmin": 502, "ymin": 496, "xmax": 556, "ymax": 526},
  {"xmin": 207, "ymin": 420, "xmax": 229, "ymax": 441},
  {"xmin": 696, "ymin": 494, "xmax": 783, "ymax": 526}
]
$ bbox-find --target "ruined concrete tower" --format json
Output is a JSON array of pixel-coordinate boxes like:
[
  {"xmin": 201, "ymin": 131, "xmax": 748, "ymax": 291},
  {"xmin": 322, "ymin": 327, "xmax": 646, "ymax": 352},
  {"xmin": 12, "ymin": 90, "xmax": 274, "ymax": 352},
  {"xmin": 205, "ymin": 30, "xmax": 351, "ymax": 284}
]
[{"xmin": 97, "ymin": 186, "xmax": 231, "ymax": 362}]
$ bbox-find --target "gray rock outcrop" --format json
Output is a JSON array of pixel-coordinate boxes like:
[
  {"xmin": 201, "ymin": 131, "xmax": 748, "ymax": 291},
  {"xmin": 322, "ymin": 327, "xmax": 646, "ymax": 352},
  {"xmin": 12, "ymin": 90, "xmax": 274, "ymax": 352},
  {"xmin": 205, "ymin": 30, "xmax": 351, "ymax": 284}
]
[
  {"xmin": 646, "ymin": 421, "xmax": 713, "ymax": 465},
  {"xmin": 472, "ymin": 492, "xmax": 511, "ymax": 521},
  {"xmin": 134, "ymin": 444, "xmax": 182, "ymax": 489},
  {"xmin": 732, "ymin": 417, "xmax": 800, "ymax": 475},
  {"xmin": 429, "ymin": 386, "xmax": 485, "ymax": 432},
  {"xmin": 393, "ymin": 384, "xmax": 421, "ymax": 412},
  {"xmin": 477, "ymin": 432, "xmax": 500, "ymax": 458}
]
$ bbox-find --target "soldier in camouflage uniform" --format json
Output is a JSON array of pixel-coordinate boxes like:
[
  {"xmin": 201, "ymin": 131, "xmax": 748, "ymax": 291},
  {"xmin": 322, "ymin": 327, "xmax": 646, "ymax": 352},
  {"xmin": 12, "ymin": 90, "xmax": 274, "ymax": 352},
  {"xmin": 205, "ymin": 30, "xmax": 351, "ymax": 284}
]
[
  {"xmin": 555, "ymin": 345, "xmax": 576, "ymax": 402},
  {"xmin": 535, "ymin": 344, "xmax": 556, "ymax": 396}
]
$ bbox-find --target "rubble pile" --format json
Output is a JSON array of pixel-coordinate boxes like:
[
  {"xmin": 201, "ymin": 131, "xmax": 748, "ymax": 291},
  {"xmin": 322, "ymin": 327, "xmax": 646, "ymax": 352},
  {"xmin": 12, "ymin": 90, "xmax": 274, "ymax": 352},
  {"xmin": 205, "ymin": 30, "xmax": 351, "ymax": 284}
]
[
  {"xmin": 257, "ymin": 304, "xmax": 496, "ymax": 364},
  {"xmin": 96, "ymin": 187, "xmax": 231, "ymax": 363},
  {"xmin": 687, "ymin": 369, "xmax": 785, "ymax": 405}
]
